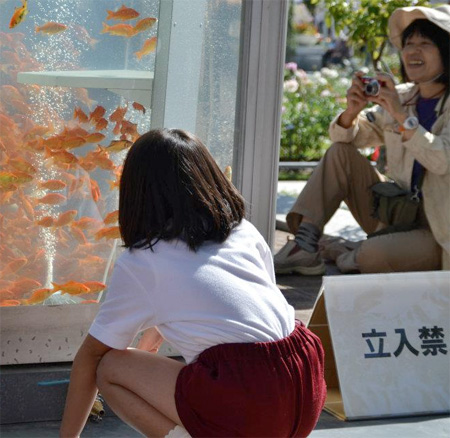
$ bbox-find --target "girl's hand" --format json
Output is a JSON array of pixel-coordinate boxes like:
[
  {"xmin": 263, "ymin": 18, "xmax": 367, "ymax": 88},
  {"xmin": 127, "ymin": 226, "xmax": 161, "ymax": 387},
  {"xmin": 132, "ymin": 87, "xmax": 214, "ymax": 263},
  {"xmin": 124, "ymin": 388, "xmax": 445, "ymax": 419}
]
[{"xmin": 368, "ymin": 73, "xmax": 407, "ymax": 124}]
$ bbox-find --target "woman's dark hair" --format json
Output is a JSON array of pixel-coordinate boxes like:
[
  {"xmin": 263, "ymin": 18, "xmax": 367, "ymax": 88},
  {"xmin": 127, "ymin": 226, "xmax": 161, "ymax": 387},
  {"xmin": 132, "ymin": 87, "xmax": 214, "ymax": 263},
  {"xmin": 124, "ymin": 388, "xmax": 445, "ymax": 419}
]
[
  {"xmin": 399, "ymin": 19, "xmax": 449, "ymax": 84},
  {"xmin": 119, "ymin": 129, "xmax": 245, "ymax": 251}
]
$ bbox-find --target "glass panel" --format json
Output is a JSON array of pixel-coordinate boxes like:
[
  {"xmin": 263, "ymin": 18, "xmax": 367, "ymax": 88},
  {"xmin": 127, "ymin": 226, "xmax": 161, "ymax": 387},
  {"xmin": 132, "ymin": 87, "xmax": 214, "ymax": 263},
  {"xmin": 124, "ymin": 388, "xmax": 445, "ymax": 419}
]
[{"xmin": 0, "ymin": 0, "xmax": 242, "ymax": 308}]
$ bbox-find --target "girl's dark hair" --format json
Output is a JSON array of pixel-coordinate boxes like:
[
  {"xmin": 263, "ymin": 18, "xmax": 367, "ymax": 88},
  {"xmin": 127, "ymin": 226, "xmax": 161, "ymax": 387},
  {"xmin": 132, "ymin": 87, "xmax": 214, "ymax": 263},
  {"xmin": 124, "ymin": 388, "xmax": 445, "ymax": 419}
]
[
  {"xmin": 119, "ymin": 128, "xmax": 245, "ymax": 251},
  {"xmin": 399, "ymin": 19, "xmax": 449, "ymax": 84}
]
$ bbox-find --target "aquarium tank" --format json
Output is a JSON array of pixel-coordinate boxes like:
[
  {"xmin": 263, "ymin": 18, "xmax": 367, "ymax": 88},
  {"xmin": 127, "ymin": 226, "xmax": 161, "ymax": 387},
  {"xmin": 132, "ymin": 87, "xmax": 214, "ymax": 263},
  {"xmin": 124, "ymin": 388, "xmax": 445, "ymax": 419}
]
[{"xmin": 0, "ymin": 0, "xmax": 242, "ymax": 309}]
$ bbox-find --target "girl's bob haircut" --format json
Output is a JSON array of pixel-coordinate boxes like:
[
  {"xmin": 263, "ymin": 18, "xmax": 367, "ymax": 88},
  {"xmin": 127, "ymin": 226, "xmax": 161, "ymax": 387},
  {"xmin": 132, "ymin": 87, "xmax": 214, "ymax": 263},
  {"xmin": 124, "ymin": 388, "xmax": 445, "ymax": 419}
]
[
  {"xmin": 119, "ymin": 128, "xmax": 245, "ymax": 251},
  {"xmin": 400, "ymin": 19, "xmax": 450, "ymax": 85}
]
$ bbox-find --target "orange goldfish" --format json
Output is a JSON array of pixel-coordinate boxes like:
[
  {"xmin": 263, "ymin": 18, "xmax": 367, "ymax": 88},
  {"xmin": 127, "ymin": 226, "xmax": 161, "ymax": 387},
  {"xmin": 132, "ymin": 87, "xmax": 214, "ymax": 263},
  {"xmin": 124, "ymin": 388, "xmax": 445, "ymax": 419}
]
[
  {"xmin": 37, "ymin": 193, "xmax": 66, "ymax": 205},
  {"xmin": 103, "ymin": 210, "xmax": 119, "ymax": 225},
  {"xmin": 83, "ymin": 281, "xmax": 107, "ymax": 293},
  {"xmin": 73, "ymin": 106, "xmax": 89, "ymax": 123},
  {"xmin": 106, "ymin": 139, "xmax": 132, "ymax": 152},
  {"xmin": 51, "ymin": 281, "xmax": 90, "ymax": 295},
  {"xmin": 24, "ymin": 288, "xmax": 54, "ymax": 305},
  {"xmin": 1, "ymin": 257, "xmax": 27, "ymax": 277},
  {"xmin": 70, "ymin": 225, "xmax": 88, "ymax": 244},
  {"xmin": 39, "ymin": 179, "xmax": 67, "ymax": 190},
  {"xmin": 9, "ymin": 0, "xmax": 28, "ymax": 29},
  {"xmin": 0, "ymin": 290, "xmax": 14, "ymax": 301},
  {"xmin": 89, "ymin": 105, "xmax": 106, "ymax": 122},
  {"xmin": 132, "ymin": 102, "xmax": 146, "ymax": 114},
  {"xmin": 135, "ymin": 37, "xmax": 157, "ymax": 60},
  {"xmin": 53, "ymin": 210, "xmax": 77, "ymax": 227},
  {"xmin": 94, "ymin": 118, "xmax": 108, "ymax": 131},
  {"xmin": 36, "ymin": 216, "xmax": 54, "ymax": 227},
  {"xmin": 95, "ymin": 226, "xmax": 121, "ymax": 241},
  {"xmin": 36, "ymin": 22, "xmax": 68, "ymax": 35},
  {"xmin": 1, "ymin": 299, "xmax": 21, "ymax": 307},
  {"xmin": 0, "ymin": 171, "xmax": 18, "ymax": 186},
  {"xmin": 63, "ymin": 136, "xmax": 87, "ymax": 150},
  {"xmin": 71, "ymin": 217, "xmax": 102, "ymax": 231},
  {"xmin": 133, "ymin": 17, "xmax": 158, "ymax": 34},
  {"xmin": 11, "ymin": 171, "xmax": 33, "ymax": 184},
  {"xmin": 109, "ymin": 106, "xmax": 128, "ymax": 123},
  {"xmin": 106, "ymin": 5, "xmax": 140, "ymax": 21},
  {"xmin": 45, "ymin": 147, "xmax": 78, "ymax": 165},
  {"xmin": 101, "ymin": 22, "xmax": 135, "ymax": 37},
  {"xmin": 10, "ymin": 278, "xmax": 42, "ymax": 297},
  {"xmin": 7, "ymin": 157, "xmax": 36, "ymax": 174},
  {"xmin": 84, "ymin": 132, "xmax": 105, "ymax": 143}
]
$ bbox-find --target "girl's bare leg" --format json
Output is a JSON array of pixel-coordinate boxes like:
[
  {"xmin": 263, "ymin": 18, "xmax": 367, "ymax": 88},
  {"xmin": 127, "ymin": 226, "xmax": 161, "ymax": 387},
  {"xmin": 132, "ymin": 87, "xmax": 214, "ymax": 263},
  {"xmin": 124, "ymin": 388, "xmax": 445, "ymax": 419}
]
[{"xmin": 96, "ymin": 348, "xmax": 185, "ymax": 437}]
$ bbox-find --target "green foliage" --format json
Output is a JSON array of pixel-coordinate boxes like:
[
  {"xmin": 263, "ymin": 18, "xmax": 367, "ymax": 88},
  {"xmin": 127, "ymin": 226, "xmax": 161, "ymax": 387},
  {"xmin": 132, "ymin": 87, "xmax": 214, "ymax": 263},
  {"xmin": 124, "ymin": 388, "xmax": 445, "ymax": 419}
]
[
  {"xmin": 311, "ymin": 0, "xmax": 430, "ymax": 69},
  {"xmin": 280, "ymin": 65, "xmax": 349, "ymax": 161}
]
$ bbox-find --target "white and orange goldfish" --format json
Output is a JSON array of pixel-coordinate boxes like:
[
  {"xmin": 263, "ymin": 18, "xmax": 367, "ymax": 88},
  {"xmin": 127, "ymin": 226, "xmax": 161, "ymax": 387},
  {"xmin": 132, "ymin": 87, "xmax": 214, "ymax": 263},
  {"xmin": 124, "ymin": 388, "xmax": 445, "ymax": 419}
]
[
  {"xmin": 9, "ymin": 0, "xmax": 28, "ymax": 29},
  {"xmin": 135, "ymin": 37, "xmax": 157, "ymax": 60}
]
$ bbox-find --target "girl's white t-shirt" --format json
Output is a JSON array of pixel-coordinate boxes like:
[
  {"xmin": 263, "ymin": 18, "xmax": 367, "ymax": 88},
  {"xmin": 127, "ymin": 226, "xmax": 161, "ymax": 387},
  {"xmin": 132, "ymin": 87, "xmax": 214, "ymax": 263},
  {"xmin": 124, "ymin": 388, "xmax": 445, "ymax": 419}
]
[{"xmin": 89, "ymin": 219, "xmax": 295, "ymax": 364}]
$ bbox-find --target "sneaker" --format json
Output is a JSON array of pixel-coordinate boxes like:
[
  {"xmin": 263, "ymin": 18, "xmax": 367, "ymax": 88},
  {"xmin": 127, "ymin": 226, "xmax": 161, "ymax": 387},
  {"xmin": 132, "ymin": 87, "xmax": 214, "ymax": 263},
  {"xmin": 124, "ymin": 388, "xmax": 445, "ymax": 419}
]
[{"xmin": 274, "ymin": 239, "xmax": 326, "ymax": 275}]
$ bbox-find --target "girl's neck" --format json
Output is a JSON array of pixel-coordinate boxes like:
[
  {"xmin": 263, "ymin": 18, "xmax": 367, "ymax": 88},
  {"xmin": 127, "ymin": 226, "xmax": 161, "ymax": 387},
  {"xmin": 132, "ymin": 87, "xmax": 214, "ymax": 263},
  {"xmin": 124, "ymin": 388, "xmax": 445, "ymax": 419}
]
[{"xmin": 418, "ymin": 82, "xmax": 446, "ymax": 99}]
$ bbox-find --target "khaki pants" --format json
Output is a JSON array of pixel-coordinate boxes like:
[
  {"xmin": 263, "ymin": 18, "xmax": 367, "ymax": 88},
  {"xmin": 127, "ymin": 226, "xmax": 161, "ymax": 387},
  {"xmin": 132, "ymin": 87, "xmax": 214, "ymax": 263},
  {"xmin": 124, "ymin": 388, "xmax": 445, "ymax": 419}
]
[{"xmin": 286, "ymin": 142, "xmax": 441, "ymax": 273}]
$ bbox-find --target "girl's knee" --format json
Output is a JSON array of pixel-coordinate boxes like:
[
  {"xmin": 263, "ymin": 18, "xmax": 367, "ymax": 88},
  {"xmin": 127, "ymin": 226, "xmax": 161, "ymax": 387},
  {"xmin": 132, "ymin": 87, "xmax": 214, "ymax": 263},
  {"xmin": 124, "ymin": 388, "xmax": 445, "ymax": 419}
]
[
  {"xmin": 96, "ymin": 349, "xmax": 126, "ymax": 389},
  {"xmin": 356, "ymin": 239, "xmax": 392, "ymax": 273}
]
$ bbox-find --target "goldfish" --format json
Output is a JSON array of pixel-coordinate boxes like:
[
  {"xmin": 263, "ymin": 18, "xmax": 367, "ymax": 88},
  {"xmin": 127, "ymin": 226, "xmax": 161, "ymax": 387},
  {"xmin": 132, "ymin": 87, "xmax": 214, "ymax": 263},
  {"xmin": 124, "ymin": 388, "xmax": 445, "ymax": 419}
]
[
  {"xmin": 10, "ymin": 278, "xmax": 42, "ymax": 298},
  {"xmin": 106, "ymin": 5, "xmax": 140, "ymax": 21},
  {"xmin": 106, "ymin": 139, "xmax": 132, "ymax": 152},
  {"xmin": 94, "ymin": 118, "xmax": 108, "ymax": 131},
  {"xmin": 74, "ymin": 106, "xmax": 89, "ymax": 123},
  {"xmin": 109, "ymin": 106, "xmax": 128, "ymax": 123},
  {"xmin": 7, "ymin": 157, "xmax": 36, "ymax": 175},
  {"xmin": 95, "ymin": 226, "xmax": 121, "ymax": 241},
  {"xmin": 0, "ymin": 257, "xmax": 27, "ymax": 278},
  {"xmin": 104, "ymin": 210, "xmax": 119, "ymax": 225},
  {"xmin": 0, "ymin": 171, "xmax": 18, "ymax": 186},
  {"xmin": 37, "ymin": 193, "xmax": 66, "ymax": 205},
  {"xmin": 120, "ymin": 120, "xmax": 139, "ymax": 137},
  {"xmin": 11, "ymin": 171, "xmax": 33, "ymax": 184},
  {"xmin": 74, "ymin": 88, "xmax": 96, "ymax": 109},
  {"xmin": 45, "ymin": 147, "xmax": 78, "ymax": 165},
  {"xmin": 89, "ymin": 105, "xmax": 106, "ymax": 123},
  {"xmin": 70, "ymin": 225, "xmax": 88, "ymax": 244},
  {"xmin": 36, "ymin": 22, "xmax": 68, "ymax": 35},
  {"xmin": 101, "ymin": 22, "xmax": 135, "ymax": 37},
  {"xmin": 9, "ymin": 0, "xmax": 28, "ymax": 29},
  {"xmin": 133, "ymin": 17, "xmax": 158, "ymax": 34},
  {"xmin": 23, "ymin": 288, "xmax": 54, "ymax": 305},
  {"xmin": 0, "ymin": 290, "xmax": 14, "ymax": 301},
  {"xmin": 36, "ymin": 216, "xmax": 54, "ymax": 227},
  {"xmin": 71, "ymin": 216, "xmax": 102, "ymax": 231},
  {"xmin": 0, "ymin": 300, "xmax": 21, "ymax": 307},
  {"xmin": 135, "ymin": 37, "xmax": 157, "ymax": 60},
  {"xmin": 85, "ymin": 132, "xmax": 105, "ymax": 143},
  {"xmin": 51, "ymin": 281, "xmax": 91, "ymax": 295},
  {"xmin": 83, "ymin": 281, "xmax": 107, "ymax": 293},
  {"xmin": 72, "ymin": 24, "xmax": 99, "ymax": 48},
  {"xmin": 132, "ymin": 102, "xmax": 146, "ymax": 114},
  {"xmin": 39, "ymin": 179, "xmax": 67, "ymax": 190},
  {"xmin": 63, "ymin": 136, "xmax": 87, "ymax": 150},
  {"xmin": 53, "ymin": 210, "xmax": 77, "ymax": 227}
]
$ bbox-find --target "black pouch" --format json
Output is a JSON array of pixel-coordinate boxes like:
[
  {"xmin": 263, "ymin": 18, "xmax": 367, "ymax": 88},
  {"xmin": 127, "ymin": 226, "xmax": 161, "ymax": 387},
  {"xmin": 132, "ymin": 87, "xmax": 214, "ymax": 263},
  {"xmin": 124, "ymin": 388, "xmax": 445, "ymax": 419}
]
[{"xmin": 370, "ymin": 181, "xmax": 421, "ymax": 235}]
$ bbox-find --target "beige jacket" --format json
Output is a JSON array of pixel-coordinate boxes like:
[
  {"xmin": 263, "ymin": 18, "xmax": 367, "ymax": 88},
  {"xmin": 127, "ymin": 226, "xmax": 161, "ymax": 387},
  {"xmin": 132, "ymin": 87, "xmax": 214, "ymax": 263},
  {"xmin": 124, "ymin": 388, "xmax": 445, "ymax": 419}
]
[{"xmin": 329, "ymin": 83, "xmax": 450, "ymax": 269}]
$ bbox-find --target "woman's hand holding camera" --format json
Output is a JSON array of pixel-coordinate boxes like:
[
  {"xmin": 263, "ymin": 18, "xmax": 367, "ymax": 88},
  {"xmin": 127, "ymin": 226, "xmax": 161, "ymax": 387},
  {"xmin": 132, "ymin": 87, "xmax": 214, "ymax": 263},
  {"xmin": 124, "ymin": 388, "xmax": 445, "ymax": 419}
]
[
  {"xmin": 367, "ymin": 72, "xmax": 408, "ymax": 125},
  {"xmin": 338, "ymin": 71, "xmax": 369, "ymax": 128}
]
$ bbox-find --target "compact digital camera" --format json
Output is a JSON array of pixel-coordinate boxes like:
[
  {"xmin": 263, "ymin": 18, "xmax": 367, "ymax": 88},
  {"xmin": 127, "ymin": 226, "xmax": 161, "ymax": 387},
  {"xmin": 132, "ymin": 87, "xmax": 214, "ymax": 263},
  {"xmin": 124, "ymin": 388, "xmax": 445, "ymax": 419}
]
[{"xmin": 361, "ymin": 76, "xmax": 383, "ymax": 96}]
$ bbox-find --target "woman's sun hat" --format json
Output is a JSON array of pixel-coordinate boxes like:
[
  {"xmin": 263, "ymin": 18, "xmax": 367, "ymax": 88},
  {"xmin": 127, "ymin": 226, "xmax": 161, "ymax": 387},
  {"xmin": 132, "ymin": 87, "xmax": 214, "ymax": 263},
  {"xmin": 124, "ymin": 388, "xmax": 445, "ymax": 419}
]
[{"xmin": 388, "ymin": 5, "xmax": 450, "ymax": 49}]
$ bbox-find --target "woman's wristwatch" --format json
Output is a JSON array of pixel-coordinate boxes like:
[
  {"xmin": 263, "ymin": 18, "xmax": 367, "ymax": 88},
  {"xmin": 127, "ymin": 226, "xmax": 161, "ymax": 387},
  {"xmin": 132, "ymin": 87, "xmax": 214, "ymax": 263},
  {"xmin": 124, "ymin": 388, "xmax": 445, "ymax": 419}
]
[{"xmin": 399, "ymin": 116, "xmax": 419, "ymax": 132}]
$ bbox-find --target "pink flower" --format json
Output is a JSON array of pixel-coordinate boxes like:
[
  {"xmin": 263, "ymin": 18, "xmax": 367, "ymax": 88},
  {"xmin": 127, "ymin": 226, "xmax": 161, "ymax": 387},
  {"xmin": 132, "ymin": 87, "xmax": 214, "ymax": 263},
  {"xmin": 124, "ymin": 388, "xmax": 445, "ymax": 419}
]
[{"xmin": 285, "ymin": 62, "xmax": 298, "ymax": 72}]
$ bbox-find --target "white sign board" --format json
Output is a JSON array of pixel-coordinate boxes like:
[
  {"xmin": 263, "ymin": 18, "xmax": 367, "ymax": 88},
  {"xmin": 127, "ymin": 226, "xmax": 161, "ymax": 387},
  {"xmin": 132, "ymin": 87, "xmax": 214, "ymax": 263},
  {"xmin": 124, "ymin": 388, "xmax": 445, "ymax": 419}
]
[{"xmin": 322, "ymin": 271, "xmax": 450, "ymax": 420}]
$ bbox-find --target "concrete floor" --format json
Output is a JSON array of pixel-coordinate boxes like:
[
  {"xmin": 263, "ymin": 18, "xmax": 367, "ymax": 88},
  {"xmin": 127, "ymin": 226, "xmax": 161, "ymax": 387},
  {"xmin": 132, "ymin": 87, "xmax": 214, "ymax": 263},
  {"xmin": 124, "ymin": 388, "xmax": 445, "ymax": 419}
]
[{"xmin": 1, "ymin": 185, "xmax": 449, "ymax": 437}]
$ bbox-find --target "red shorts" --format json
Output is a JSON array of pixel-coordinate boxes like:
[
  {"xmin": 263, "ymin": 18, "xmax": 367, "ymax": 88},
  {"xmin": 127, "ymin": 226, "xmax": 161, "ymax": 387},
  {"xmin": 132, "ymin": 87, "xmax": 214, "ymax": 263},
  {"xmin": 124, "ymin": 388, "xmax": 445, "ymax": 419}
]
[{"xmin": 175, "ymin": 320, "xmax": 326, "ymax": 437}]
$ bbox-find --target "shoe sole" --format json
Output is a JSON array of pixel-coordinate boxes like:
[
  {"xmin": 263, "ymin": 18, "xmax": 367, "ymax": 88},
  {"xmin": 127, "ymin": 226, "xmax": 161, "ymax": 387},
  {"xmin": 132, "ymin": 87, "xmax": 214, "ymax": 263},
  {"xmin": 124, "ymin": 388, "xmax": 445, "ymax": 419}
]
[{"xmin": 275, "ymin": 263, "xmax": 326, "ymax": 276}]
